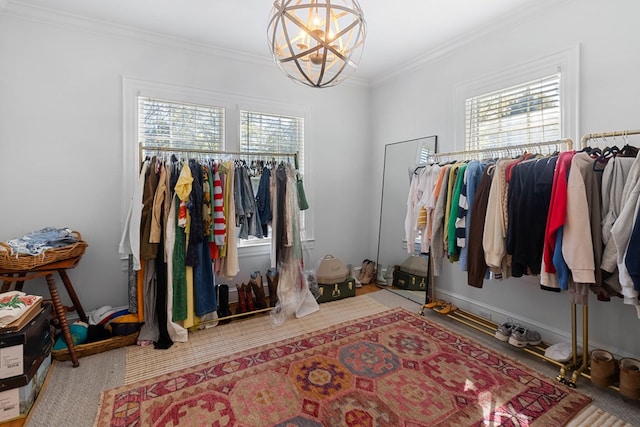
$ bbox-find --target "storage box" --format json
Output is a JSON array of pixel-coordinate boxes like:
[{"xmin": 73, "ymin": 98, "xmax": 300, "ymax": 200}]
[
  {"xmin": 0, "ymin": 305, "xmax": 51, "ymax": 380},
  {"xmin": 393, "ymin": 268, "xmax": 428, "ymax": 291},
  {"xmin": 0, "ymin": 353, "xmax": 51, "ymax": 423},
  {"xmin": 317, "ymin": 279, "xmax": 356, "ymax": 303}
]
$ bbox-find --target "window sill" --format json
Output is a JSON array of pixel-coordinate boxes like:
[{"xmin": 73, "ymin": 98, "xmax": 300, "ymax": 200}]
[{"xmin": 238, "ymin": 238, "xmax": 315, "ymax": 258}]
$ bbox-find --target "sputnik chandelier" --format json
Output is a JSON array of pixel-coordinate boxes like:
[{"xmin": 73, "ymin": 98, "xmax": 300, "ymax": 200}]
[{"xmin": 267, "ymin": 0, "xmax": 367, "ymax": 88}]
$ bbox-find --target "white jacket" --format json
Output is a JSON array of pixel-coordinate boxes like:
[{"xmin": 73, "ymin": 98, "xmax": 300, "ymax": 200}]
[
  {"xmin": 610, "ymin": 154, "xmax": 640, "ymax": 305},
  {"xmin": 119, "ymin": 160, "xmax": 150, "ymax": 271},
  {"xmin": 601, "ymin": 157, "xmax": 635, "ymax": 271}
]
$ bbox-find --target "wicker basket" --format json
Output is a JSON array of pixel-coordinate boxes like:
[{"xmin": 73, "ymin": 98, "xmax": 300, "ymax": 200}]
[
  {"xmin": 0, "ymin": 231, "xmax": 87, "ymax": 271},
  {"xmin": 51, "ymin": 332, "xmax": 139, "ymax": 361}
]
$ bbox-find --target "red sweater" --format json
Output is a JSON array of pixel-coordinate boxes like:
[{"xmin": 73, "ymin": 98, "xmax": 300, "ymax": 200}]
[{"xmin": 543, "ymin": 151, "xmax": 576, "ymax": 273}]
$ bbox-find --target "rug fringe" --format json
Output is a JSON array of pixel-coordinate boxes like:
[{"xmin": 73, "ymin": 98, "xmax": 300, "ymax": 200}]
[{"xmin": 567, "ymin": 404, "xmax": 631, "ymax": 427}]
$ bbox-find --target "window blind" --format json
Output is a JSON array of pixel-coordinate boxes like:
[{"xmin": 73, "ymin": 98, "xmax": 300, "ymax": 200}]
[
  {"xmin": 138, "ymin": 96, "xmax": 225, "ymax": 153},
  {"xmin": 465, "ymin": 73, "xmax": 561, "ymax": 152},
  {"xmin": 240, "ymin": 110, "xmax": 304, "ymax": 172}
]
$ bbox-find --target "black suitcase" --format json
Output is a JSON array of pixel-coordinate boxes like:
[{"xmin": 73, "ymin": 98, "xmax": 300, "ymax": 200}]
[
  {"xmin": 317, "ymin": 279, "xmax": 356, "ymax": 303},
  {"xmin": 393, "ymin": 268, "xmax": 428, "ymax": 291}
]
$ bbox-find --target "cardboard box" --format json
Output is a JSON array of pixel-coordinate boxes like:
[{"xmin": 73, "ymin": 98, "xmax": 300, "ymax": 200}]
[
  {"xmin": 0, "ymin": 306, "xmax": 51, "ymax": 380},
  {"xmin": 0, "ymin": 354, "xmax": 51, "ymax": 423}
]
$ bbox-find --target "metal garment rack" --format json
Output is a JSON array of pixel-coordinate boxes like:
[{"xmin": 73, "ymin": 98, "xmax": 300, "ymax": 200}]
[
  {"xmin": 139, "ymin": 144, "xmax": 299, "ymax": 165},
  {"xmin": 418, "ymin": 138, "xmax": 576, "ymax": 373},
  {"xmin": 555, "ymin": 128, "xmax": 640, "ymax": 388},
  {"xmin": 137, "ymin": 143, "xmax": 299, "ymax": 322}
]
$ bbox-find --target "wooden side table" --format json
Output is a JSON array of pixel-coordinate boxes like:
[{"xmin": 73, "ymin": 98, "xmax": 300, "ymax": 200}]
[{"xmin": 0, "ymin": 256, "xmax": 87, "ymax": 367}]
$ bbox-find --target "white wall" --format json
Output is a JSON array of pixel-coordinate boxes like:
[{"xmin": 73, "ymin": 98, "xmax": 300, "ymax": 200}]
[
  {"xmin": 0, "ymin": 10, "xmax": 372, "ymax": 312},
  {"xmin": 371, "ymin": 0, "xmax": 640, "ymax": 357},
  {"xmin": 2, "ymin": 0, "xmax": 638, "ymax": 358}
]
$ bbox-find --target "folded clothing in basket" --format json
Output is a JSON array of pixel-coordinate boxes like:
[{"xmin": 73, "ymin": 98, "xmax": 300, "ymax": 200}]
[
  {"xmin": 53, "ymin": 321, "xmax": 88, "ymax": 350},
  {"xmin": 6, "ymin": 227, "xmax": 79, "ymax": 256}
]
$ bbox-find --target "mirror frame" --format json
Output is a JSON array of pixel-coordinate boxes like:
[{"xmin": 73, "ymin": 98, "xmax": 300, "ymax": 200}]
[{"xmin": 375, "ymin": 135, "xmax": 437, "ymax": 294}]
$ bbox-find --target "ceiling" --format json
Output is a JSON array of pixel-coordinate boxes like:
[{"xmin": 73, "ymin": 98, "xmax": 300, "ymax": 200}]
[{"xmin": 6, "ymin": 0, "xmax": 549, "ymax": 82}]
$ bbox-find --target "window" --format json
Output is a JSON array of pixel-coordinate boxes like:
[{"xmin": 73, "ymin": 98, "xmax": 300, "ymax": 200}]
[
  {"xmin": 240, "ymin": 110, "xmax": 304, "ymax": 173},
  {"xmin": 138, "ymin": 96, "xmax": 225, "ymax": 156},
  {"xmin": 123, "ymin": 78, "xmax": 312, "ymax": 254},
  {"xmin": 465, "ymin": 73, "xmax": 561, "ymax": 151},
  {"xmin": 454, "ymin": 46, "xmax": 580, "ymax": 153},
  {"xmin": 239, "ymin": 109, "xmax": 306, "ymax": 244}
]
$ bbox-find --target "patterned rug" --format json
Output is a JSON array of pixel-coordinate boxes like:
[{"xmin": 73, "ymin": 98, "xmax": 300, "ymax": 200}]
[{"xmin": 95, "ymin": 307, "xmax": 591, "ymax": 426}]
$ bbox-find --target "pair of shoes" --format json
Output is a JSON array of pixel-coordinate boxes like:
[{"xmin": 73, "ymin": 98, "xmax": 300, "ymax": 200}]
[
  {"xmin": 495, "ymin": 321, "xmax": 517, "ymax": 342},
  {"xmin": 508, "ymin": 326, "xmax": 541, "ymax": 348},
  {"xmin": 384, "ymin": 265, "xmax": 395, "ymax": 287},
  {"xmin": 235, "ymin": 283, "xmax": 255, "ymax": 315},
  {"xmin": 433, "ymin": 302, "xmax": 457, "ymax": 315},
  {"xmin": 619, "ymin": 357, "xmax": 640, "ymax": 399},
  {"xmin": 425, "ymin": 299, "xmax": 444, "ymax": 309},
  {"xmin": 217, "ymin": 284, "xmax": 233, "ymax": 322},
  {"xmin": 590, "ymin": 349, "xmax": 618, "ymax": 388},
  {"xmin": 357, "ymin": 259, "xmax": 376, "ymax": 285},
  {"xmin": 267, "ymin": 268, "xmax": 279, "ymax": 308},
  {"xmin": 249, "ymin": 271, "xmax": 267, "ymax": 310}
]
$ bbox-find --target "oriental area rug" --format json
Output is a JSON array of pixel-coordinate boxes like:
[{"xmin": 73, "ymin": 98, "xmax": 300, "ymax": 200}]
[{"xmin": 95, "ymin": 307, "xmax": 591, "ymax": 427}]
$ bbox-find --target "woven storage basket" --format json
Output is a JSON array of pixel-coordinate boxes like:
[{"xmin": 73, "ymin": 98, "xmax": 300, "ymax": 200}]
[
  {"xmin": 51, "ymin": 332, "xmax": 139, "ymax": 361},
  {"xmin": 0, "ymin": 231, "xmax": 87, "ymax": 271}
]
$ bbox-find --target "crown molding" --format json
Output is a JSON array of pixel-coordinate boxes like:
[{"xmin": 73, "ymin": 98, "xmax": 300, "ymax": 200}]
[
  {"xmin": 3, "ymin": 1, "xmax": 272, "ymax": 66},
  {"xmin": 371, "ymin": 0, "xmax": 574, "ymax": 86},
  {"xmin": 2, "ymin": 0, "xmax": 371, "ymax": 89}
]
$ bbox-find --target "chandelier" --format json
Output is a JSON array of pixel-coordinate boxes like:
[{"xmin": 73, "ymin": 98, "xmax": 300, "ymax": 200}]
[{"xmin": 267, "ymin": 0, "xmax": 367, "ymax": 88}]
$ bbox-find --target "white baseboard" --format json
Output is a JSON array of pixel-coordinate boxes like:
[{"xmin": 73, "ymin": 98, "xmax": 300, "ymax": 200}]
[{"xmin": 435, "ymin": 289, "xmax": 633, "ymax": 359}]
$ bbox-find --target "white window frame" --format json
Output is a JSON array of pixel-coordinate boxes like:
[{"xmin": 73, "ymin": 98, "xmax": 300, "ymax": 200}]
[
  {"xmin": 122, "ymin": 77, "xmax": 314, "ymax": 258},
  {"xmin": 453, "ymin": 46, "xmax": 580, "ymax": 151}
]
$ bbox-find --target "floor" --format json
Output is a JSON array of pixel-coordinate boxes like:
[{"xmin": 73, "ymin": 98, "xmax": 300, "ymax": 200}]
[
  {"xmin": 24, "ymin": 286, "xmax": 640, "ymax": 426},
  {"xmin": 368, "ymin": 287, "xmax": 640, "ymax": 427}
]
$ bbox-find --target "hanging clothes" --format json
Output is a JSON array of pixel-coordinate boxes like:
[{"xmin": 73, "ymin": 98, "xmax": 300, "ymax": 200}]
[
  {"xmin": 256, "ymin": 166, "xmax": 272, "ymax": 237},
  {"xmin": 467, "ymin": 165, "xmax": 494, "ymax": 288},
  {"xmin": 483, "ymin": 158, "xmax": 518, "ymax": 277},
  {"xmin": 212, "ymin": 163, "xmax": 227, "ymax": 246},
  {"xmin": 119, "ymin": 159, "xmax": 150, "ymax": 271},
  {"xmin": 458, "ymin": 160, "xmax": 486, "ymax": 271},
  {"xmin": 609, "ymin": 153, "xmax": 640, "ymax": 308},
  {"xmin": 562, "ymin": 152, "xmax": 598, "ymax": 304},
  {"xmin": 122, "ymin": 149, "xmax": 300, "ymax": 344},
  {"xmin": 140, "ymin": 157, "xmax": 160, "ymax": 261},
  {"xmin": 540, "ymin": 150, "xmax": 575, "ymax": 290},
  {"xmin": 164, "ymin": 195, "xmax": 188, "ymax": 342},
  {"xmin": 430, "ymin": 165, "xmax": 450, "ymax": 277},
  {"xmin": 447, "ymin": 163, "xmax": 467, "ymax": 261}
]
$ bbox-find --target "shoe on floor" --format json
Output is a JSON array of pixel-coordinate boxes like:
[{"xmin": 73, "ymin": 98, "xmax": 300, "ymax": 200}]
[
  {"xmin": 590, "ymin": 349, "xmax": 617, "ymax": 388},
  {"xmin": 619, "ymin": 357, "xmax": 640, "ymax": 399},
  {"xmin": 508, "ymin": 326, "xmax": 541, "ymax": 347},
  {"xmin": 495, "ymin": 321, "xmax": 517, "ymax": 342}
]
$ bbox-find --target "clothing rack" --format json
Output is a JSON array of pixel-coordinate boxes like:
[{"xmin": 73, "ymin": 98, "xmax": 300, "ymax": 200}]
[
  {"xmin": 419, "ymin": 138, "xmax": 576, "ymax": 373},
  {"xmin": 580, "ymin": 129, "xmax": 640, "ymax": 148},
  {"xmin": 556, "ymin": 129, "xmax": 640, "ymax": 389},
  {"xmin": 429, "ymin": 138, "xmax": 574, "ymax": 162},
  {"xmin": 139, "ymin": 143, "xmax": 299, "ymax": 166},
  {"xmin": 136, "ymin": 143, "xmax": 299, "ymax": 323}
]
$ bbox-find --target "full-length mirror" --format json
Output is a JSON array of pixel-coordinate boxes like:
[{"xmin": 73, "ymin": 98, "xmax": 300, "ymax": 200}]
[{"xmin": 376, "ymin": 136, "xmax": 437, "ymax": 302}]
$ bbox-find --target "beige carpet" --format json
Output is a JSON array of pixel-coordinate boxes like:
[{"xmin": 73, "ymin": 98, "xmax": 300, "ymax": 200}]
[{"xmin": 124, "ymin": 293, "xmax": 390, "ymax": 384}]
